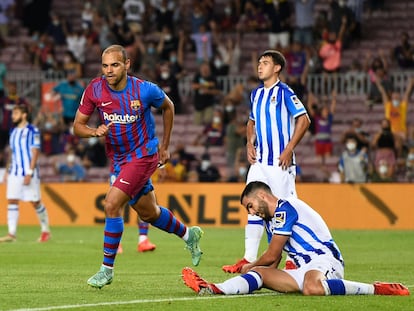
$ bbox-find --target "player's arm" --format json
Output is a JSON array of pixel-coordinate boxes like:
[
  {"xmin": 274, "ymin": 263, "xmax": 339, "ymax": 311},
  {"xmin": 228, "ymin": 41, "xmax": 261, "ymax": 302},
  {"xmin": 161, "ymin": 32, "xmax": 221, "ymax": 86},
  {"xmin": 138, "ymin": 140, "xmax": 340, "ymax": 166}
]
[
  {"xmin": 73, "ymin": 110, "xmax": 111, "ymax": 138},
  {"xmin": 241, "ymin": 234, "xmax": 288, "ymax": 273},
  {"xmin": 279, "ymin": 113, "xmax": 310, "ymax": 169},
  {"xmin": 24, "ymin": 147, "xmax": 40, "ymax": 185},
  {"xmin": 246, "ymin": 118, "xmax": 257, "ymax": 164},
  {"xmin": 158, "ymin": 95, "xmax": 175, "ymax": 166}
]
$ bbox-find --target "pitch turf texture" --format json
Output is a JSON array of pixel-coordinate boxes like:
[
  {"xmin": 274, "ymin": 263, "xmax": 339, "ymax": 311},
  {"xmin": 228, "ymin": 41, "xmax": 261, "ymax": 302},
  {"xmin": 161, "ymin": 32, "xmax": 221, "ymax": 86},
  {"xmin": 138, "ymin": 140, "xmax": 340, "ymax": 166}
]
[{"xmin": 0, "ymin": 226, "xmax": 413, "ymax": 311}]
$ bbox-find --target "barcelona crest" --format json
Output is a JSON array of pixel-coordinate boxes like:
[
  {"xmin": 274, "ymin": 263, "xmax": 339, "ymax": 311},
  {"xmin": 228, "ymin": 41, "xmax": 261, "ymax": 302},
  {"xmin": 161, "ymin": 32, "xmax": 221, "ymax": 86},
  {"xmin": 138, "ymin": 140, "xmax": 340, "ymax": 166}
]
[{"xmin": 130, "ymin": 100, "xmax": 141, "ymax": 111}]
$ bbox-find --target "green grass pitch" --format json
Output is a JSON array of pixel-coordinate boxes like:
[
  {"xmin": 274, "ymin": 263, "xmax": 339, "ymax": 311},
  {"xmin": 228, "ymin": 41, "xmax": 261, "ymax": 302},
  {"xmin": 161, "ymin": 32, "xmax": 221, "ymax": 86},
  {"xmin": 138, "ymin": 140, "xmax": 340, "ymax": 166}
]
[{"xmin": 0, "ymin": 226, "xmax": 413, "ymax": 311}]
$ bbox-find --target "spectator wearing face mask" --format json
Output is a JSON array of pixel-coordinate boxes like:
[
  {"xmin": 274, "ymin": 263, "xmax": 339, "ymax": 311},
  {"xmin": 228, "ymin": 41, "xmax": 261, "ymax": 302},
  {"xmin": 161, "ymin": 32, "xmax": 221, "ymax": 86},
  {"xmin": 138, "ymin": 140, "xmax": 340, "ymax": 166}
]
[
  {"xmin": 375, "ymin": 76, "xmax": 414, "ymax": 142},
  {"xmin": 338, "ymin": 135, "xmax": 369, "ymax": 183},
  {"xmin": 371, "ymin": 119, "xmax": 402, "ymax": 182},
  {"xmin": 196, "ymin": 152, "xmax": 221, "ymax": 182},
  {"xmin": 54, "ymin": 147, "xmax": 86, "ymax": 182},
  {"xmin": 193, "ymin": 109, "xmax": 225, "ymax": 147},
  {"xmin": 155, "ymin": 61, "xmax": 183, "ymax": 114}
]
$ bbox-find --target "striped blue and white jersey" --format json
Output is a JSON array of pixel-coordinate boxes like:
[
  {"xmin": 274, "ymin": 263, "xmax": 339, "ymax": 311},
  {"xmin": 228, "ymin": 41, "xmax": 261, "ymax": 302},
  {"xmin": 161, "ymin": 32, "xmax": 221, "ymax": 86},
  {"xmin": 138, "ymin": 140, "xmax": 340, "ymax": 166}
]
[
  {"xmin": 266, "ymin": 197, "xmax": 344, "ymax": 268},
  {"xmin": 8, "ymin": 124, "xmax": 41, "ymax": 177},
  {"xmin": 249, "ymin": 81, "xmax": 308, "ymax": 166}
]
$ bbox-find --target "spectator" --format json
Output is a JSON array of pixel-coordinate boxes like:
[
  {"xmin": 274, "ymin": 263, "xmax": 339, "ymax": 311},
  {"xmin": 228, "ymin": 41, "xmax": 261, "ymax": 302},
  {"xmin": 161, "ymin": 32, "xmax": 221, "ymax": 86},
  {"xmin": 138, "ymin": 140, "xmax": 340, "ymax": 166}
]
[
  {"xmin": 285, "ymin": 40, "xmax": 308, "ymax": 78},
  {"xmin": 54, "ymin": 147, "xmax": 86, "ymax": 182},
  {"xmin": 375, "ymin": 76, "xmax": 414, "ymax": 141},
  {"xmin": 328, "ymin": 0, "xmax": 356, "ymax": 48},
  {"xmin": 155, "ymin": 61, "xmax": 183, "ymax": 114},
  {"xmin": 228, "ymin": 146, "xmax": 249, "ymax": 182},
  {"xmin": 364, "ymin": 50, "xmax": 392, "ymax": 106},
  {"xmin": 157, "ymin": 25, "xmax": 178, "ymax": 61},
  {"xmin": 81, "ymin": 2, "xmax": 95, "ymax": 30},
  {"xmin": 393, "ymin": 32, "xmax": 414, "ymax": 69},
  {"xmin": 154, "ymin": 0, "xmax": 175, "ymax": 32},
  {"xmin": 32, "ymin": 108, "xmax": 64, "ymax": 156},
  {"xmin": 62, "ymin": 50, "xmax": 83, "ymax": 78},
  {"xmin": 52, "ymin": 70, "xmax": 85, "ymax": 127},
  {"xmin": 405, "ymin": 146, "xmax": 414, "ymax": 182},
  {"xmin": 0, "ymin": 55, "xmax": 6, "ymax": 97},
  {"xmin": 338, "ymin": 134, "xmax": 369, "ymax": 183},
  {"xmin": 152, "ymin": 150, "xmax": 187, "ymax": 182},
  {"xmin": 66, "ymin": 29, "xmax": 87, "ymax": 65},
  {"xmin": 0, "ymin": 0, "xmax": 14, "ymax": 38},
  {"xmin": 0, "ymin": 81, "xmax": 29, "ymax": 165},
  {"xmin": 319, "ymin": 15, "xmax": 347, "ymax": 75},
  {"xmin": 46, "ymin": 12, "xmax": 70, "ymax": 46},
  {"xmin": 265, "ymin": 0, "xmax": 291, "ymax": 49},
  {"xmin": 216, "ymin": 1, "xmax": 239, "ymax": 32},
  {"xmin": 292, "ymin": 0, "xmax": 316, "ymax": 47},
  {"xmin": 237, "ymin": 1, "xmax": 270, "ymax": 33},
  {"xmin": 190, "ymin": 3, "xmax": 208, "ymax": 34},
  {"xmin": 196, "ymin": 152, "xmax": 221, "ymax": 182},
  {"xmin": 123, "ymin": 0, "xmax": 146, "ymax": 28},
  {"xmin": 224, "ymin": 108, "xmax": 247, "ymax": 178},
  {"xmin": 341, "ymin": 117, "xmax": 370, "ymax": 152},
  {"xmin": 193, "ymin": 108, "xmax": 225, "ymax": 147},
  {"xmin": 371, "ymin": 119, "xmax": 401, "ymax": 182},
  {"xmin": 82, "ymin": 136, "xmax": 108, "ymax": 169},
  {"xmin": 308, "ymin": 90, "xmax": 337, "ymax": 178},
  {"xmin": 191, "ymin": 61, "xmax": 221, "ymax": 125},
  {"xmin": 191, "ymin": 23, "xmax": 214, "ymax": 63}
]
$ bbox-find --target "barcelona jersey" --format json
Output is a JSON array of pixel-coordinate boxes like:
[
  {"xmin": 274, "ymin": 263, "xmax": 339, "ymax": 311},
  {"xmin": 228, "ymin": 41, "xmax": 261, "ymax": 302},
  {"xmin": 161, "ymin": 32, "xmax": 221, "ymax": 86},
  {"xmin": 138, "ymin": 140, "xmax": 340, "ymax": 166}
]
[{"xmin": 79, "ymin": 75, "xmax": 165, "ymax": 166}]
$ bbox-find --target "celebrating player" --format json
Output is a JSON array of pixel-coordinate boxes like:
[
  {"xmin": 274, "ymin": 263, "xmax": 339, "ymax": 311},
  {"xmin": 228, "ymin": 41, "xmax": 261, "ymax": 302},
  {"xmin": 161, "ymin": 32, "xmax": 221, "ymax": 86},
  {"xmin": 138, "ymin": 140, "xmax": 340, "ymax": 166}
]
[
  {"xmin": 183, "ymin": 181, "xmax": 410, "ymax": 297},
  {"xmin": 73, "ymin": 44, "xmax": 203, "ymax": 289}
]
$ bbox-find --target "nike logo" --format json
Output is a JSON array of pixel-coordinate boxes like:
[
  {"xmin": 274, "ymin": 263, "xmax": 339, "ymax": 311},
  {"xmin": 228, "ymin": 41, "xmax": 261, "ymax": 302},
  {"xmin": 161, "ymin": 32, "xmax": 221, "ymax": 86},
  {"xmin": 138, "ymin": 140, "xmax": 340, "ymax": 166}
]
[
  {"xmin": 119, "ymin": 178, "xmax": 130, "ymax": 185},
  {"xmin": 102, "ymin": 101, "xmax": 112, "ymax": 106}
]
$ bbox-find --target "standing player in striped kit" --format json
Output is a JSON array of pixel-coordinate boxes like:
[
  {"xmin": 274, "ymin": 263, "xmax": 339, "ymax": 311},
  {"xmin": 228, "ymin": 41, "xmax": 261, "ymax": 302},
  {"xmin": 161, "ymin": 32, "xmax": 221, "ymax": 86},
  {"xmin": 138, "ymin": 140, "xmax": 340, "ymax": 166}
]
[
  {"xmin": 0, "ymin": 105, "xmax": 51, "ymax": 243},
  {"xmin": 223, "ymin": 50, "xmax": 310, "ymax": 273},
  {"xmin": 73, "ymin": 45, "xmax": 203, "ymax": 289},
  {"xmin": 183, "ymin": 181, "xmax": 410, "ymax": 296}
]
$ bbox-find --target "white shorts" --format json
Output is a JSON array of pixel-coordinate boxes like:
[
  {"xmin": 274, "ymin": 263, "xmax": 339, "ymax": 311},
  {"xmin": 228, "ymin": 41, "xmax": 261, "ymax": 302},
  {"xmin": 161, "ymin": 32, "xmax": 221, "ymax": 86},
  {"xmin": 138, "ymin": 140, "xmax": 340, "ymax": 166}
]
[
  {"xmin": 246, "ymin": 161, "xmax": 297, "ymax": 199},
  {"xmin": 284, "ymin": 256, "xmax": 345, "ymax": 291},
  {"xmin": 7, "ymin": 174, "xmax": 41, "ymax": 202}
]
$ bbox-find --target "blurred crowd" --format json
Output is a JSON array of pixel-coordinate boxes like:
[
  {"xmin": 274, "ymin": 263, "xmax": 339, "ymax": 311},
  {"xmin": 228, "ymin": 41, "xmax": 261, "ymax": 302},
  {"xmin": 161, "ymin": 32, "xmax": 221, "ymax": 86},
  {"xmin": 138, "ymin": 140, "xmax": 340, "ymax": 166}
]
[{"xmin": 0, "ymin": 0, "xmax": 413, "ymax": 183}]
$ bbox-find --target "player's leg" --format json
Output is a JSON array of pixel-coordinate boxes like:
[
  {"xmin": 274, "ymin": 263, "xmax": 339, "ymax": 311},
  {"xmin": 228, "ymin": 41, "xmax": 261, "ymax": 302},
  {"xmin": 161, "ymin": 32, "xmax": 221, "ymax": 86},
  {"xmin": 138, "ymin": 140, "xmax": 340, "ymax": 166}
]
[
  {"xmin": 0, "ymin": 174, "xmax": 22, "ymax": 242},
  {"xmin": 132, "ymin": 190, "xmax": 203, "ymax": 266},
  {"xmin": 222, "ymin": 164, "xmax": 265, "ymax": 273},
  {"xmin": 137, "ymin": 216, "xmax": 156, "ymax": 252},
  {"xmin": 0, "ymin": 199, "xmax": 19, "ymax": 242},
  {"xmin": 31, "ymin": 200, "xmax": 51, "ymax": 242},
  {"xmin": 87, "ymin": 186, "xmax": 128, "ymax": 288}
]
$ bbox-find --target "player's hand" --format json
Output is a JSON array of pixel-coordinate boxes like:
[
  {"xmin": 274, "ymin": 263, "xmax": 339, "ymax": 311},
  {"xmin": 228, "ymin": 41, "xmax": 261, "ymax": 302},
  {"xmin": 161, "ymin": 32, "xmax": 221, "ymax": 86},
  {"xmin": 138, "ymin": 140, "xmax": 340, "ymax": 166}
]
[
  {"xmin": 158, "ymin": 145, "xmax": 170, "ymax": 168},
  {"xmin": 278, "ymin": 148, "xmax": 293, "ymax": 170},
  {"xmin": 246, "ymin": 142, "xmax": 257, "ymax": 164},
  {"xmin": 23, "ymin": 175, "xmax": 31, "ymax": 185},
  {"xmin": 94, "ymin": 121, "xmax": 113, "ymax": 137}
]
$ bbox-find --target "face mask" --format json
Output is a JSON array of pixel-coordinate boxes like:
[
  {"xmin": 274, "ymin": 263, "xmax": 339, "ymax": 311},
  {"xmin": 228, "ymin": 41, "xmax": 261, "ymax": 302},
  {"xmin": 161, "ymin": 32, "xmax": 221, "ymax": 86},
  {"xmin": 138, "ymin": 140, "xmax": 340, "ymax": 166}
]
[
  {"xmin": 392, "ymin": 100, "xmax": 400, "ymax": 107},
  {"xmin": 238, "ymin": 166, "xmax": 247, "ymax": 176},
  {"xmin": 379, "ymin": 165, "xmax": 388, "ymax": 174},
  {"xmin": 164, "ymin": 34, "xmax": 172, "ymax": 41},
  {"xmin": 170, "ymin": 56, "xmax": 177, "ymax": 63},
  {"xmin": 201, "ymin": 160, "xmax": 210, "ymax": 170},
  {"xmin": 213, "ymin": 116, "xmax": 221, "ymax": 123},
  {"xmin": 346, "ymin": 142, "xmax": 356, "ymax": 151},
  {"xmin": 161, "ymin": 71, "xmax": 170, "ymax": 80},
  {"xmin": 88, "ymin": 137, "xmax": 98, "ymax": 146},
  {"xmin": 225, "ymin": 105, "xmax": 234, "ymax": 112},
  {"xmin": 408, "ymin": 153, "xmax": 414, "ymax": 160},
  {"xmin": 67, "ymin": 154, "xmax": 75, "ymax": 163},
  {"xmin": 147, "ymin": 47, "xmax": 155, "ymax": 54},
  {"xmin": 45, "ymin": 122, "xmax": 53, "ymax": 130},
  {"xmin": 214, "ymin": 59, "xmax": 222, "ymax": 68}
]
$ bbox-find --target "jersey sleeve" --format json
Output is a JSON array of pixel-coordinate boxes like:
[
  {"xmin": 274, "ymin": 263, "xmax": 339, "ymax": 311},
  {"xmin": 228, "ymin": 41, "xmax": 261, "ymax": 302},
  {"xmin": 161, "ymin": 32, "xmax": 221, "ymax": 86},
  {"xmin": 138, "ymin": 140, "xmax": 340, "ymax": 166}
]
[
  {"xmin": 31, "ymin": 126, "xmax": 41, "ymax": 149},
  {"xmin": 142, "ymin": 81, "xmax": 166, "ymax": 109},
  {"xmin": 270, "ymin": 200, "xmax": 298, "ymax": 236},
  {"xmin": 78, "ymin": 84, "xmax": 97, "ymax": 116},
  {"xmin": 283, "ymin": 86, "xmax": 308, "ymax": 119}
]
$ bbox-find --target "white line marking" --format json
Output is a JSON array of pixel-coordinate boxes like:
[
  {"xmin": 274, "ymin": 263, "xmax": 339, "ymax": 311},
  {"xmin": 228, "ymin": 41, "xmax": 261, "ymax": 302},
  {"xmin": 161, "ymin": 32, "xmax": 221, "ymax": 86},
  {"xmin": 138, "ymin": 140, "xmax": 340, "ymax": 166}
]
[{"xmin": 7, "ymin": 293, "xmax": 277, "ymax": 311}]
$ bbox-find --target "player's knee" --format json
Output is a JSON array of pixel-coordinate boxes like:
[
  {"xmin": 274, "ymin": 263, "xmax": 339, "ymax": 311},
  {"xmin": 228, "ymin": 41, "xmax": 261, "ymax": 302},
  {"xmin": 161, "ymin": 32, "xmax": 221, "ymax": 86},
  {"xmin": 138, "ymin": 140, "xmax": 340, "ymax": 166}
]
[{"xmin": 302, "ymin": 283, "xmax": 325, "ymax": 296}]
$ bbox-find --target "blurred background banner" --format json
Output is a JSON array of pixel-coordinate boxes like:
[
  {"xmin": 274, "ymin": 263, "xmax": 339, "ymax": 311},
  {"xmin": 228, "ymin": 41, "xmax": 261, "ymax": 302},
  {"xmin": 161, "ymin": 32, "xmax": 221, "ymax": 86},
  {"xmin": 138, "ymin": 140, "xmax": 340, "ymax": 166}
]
[{"xmin": 0, "ymin": 183, "xmax": 412, "ymax": 229}]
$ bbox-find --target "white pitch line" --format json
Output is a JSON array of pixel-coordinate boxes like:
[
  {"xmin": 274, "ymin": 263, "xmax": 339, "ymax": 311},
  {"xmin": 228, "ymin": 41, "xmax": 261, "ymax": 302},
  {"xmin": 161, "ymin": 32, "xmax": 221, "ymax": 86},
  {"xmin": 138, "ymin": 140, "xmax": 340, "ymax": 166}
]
[{"xmin": 7, "ymin": 293, "xmax": 277, "ymax": 311}]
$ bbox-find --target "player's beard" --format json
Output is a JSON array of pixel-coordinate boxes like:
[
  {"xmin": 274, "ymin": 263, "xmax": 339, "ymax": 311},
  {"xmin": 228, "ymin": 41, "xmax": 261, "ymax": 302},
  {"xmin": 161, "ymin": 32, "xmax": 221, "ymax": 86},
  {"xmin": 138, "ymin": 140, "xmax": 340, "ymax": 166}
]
[
  {"xmin": 258, "ymin": 199, "xmax": 272, "ymax": 221},
  {"xmin": 12, "ymin": 116, "xmax": 23, "ymax": 126}
]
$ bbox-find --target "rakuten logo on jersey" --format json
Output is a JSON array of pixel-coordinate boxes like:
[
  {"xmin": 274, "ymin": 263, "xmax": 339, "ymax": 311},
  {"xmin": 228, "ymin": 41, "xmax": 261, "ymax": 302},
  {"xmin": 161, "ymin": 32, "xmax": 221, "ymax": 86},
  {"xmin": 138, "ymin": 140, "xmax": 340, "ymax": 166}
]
[{"xmin": 103, "ymin": 112, "xmax": 139, "ymax": 124}]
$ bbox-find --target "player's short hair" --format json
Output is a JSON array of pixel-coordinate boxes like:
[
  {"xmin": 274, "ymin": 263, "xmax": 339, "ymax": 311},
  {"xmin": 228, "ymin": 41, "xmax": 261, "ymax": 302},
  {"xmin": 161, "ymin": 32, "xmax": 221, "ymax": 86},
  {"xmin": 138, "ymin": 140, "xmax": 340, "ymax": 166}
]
[
  {"xmin": 240, "ymin": 181, "xmax": 272, "ymax": 204},
  {"xmin": 259, "ymin": 50, "xmax": 286, "ymax": 72},
  {"xmin": 13, "ymin": 104, "xmax": 32, "ymax": 121},
  {"xmin": 102, "ymin": 45, "xmax": 128, "ymax": 63}
]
